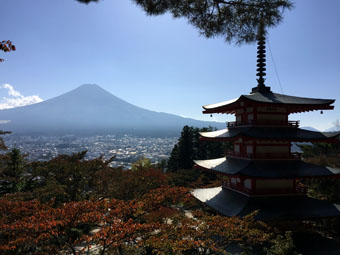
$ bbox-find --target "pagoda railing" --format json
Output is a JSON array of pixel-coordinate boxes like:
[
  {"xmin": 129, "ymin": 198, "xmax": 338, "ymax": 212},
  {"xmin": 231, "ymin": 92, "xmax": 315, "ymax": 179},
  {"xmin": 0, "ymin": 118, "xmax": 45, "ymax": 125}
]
[
  {"xmin": 227, "ymin": 120, "xmax": 299, "ymax": 128},
  {"xmin": 226, "ymin": 151, "xmax": 301, "ymax": 160},
  {"xmin": 222, "ymin": 180, "xmax": 307, "ymax": 196}
]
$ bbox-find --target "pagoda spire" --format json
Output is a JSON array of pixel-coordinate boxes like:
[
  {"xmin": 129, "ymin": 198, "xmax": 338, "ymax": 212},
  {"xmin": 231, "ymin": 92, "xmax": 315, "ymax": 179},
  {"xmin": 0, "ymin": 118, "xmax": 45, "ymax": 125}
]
[
  {"xmin": 251, "ymin": 21, "xmax": 271, "ymax": 93},
  {"xmin": 256, "ymin": 23, "xmax": 266, "ymax": 87}
]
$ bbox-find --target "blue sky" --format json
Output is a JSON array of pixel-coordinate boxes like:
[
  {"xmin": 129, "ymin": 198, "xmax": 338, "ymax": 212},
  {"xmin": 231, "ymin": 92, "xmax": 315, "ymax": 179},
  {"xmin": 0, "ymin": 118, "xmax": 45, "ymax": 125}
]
[{"xmin": 0, "ymin": 0, "xmax": 339, "ymax": 131}]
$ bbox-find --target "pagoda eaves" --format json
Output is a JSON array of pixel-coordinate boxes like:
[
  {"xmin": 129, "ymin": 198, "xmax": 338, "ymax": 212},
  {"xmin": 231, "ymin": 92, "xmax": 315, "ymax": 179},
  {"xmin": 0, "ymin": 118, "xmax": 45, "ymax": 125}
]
[
  {"xmin": 194, "ymin": 157, "xmax": 340, "ymax": 178},
  {"xmin": 199, "ymin": 127, "xmax": 340, "ymax": 142},
  {"xmin": 203, "ymin": 91, "xmax": 335, "ymax": 114},
  {"xmin": 192, "ymin": 187, "xmax": 340, "ymax": 221}
]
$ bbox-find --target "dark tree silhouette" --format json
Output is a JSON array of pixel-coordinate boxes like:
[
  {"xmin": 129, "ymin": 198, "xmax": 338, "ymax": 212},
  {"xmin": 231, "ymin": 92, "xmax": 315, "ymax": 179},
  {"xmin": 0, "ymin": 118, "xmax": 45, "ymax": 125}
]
[
  {"xmin": 76, "ymin": 0, "xmax": 293, "ymax": 44},
  {"xmin": 167, "ymin": 126, "xmax": 225, "ymax": 171}
]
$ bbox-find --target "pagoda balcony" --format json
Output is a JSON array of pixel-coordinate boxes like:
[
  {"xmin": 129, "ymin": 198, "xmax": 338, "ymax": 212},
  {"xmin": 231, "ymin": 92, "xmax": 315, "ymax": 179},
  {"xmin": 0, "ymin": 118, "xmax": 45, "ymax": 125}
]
[
  {"xmin": 226, "ymin": 151, "xmax": 301, "ymax": 160},
  {"xmin": 227, "ymin": 120, "xmax": 299, "ymax": 128},
  {"xmin": 222, "ymin": 180, "xmax": 307, "ymax": 196}
]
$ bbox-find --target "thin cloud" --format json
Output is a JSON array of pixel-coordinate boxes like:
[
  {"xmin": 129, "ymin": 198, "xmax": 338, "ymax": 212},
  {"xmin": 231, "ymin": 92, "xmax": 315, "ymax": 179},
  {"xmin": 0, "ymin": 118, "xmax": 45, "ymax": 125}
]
[
  {"xmin": 2, "ymin": 84, "xmax": 22, "ymax": 97},
  {"xmin": 0, "ymin": 84, "xmax": 43, "ymax": 110}
]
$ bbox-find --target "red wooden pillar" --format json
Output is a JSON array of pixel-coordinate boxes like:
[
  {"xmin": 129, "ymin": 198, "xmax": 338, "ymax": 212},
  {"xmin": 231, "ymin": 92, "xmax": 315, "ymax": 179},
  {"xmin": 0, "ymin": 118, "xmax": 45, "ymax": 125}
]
[{"xmin": 254, "ymin": 106, "xmax": 257, "ymax": 122}]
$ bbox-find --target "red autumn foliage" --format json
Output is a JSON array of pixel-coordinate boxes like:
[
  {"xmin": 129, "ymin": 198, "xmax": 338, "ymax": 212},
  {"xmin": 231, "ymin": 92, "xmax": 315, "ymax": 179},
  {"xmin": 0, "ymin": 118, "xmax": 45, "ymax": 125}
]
[
  {"xmin": 0, "ymin": 185, "xmax": 276, "ymax": 255},
  {"xmin": 0, "ymin": 149, "xmax": 284, "ymax": 254},
  {"xmin": 0, "ymin": 186, "xmax": 191, "ymax": 254},
  {"xmin": 0, "ymin": 199, "xmax": 105, "ymax": 254}
]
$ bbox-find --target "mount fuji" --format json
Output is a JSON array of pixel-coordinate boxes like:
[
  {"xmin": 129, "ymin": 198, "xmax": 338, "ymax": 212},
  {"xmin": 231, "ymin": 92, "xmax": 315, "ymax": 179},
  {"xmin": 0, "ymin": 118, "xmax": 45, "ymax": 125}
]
[{"xmin": 0, "ymin": 84, "xmax": 224, "ymax": 136}]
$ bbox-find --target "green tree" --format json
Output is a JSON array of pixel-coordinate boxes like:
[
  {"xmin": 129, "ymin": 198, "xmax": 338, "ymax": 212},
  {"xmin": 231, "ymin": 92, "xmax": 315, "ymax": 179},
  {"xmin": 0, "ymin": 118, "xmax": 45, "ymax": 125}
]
[
  {"xmin": 0, "ymin": 148, "xmax": 27, "ymax": 195},
  {"xmin": 265, "ymin": 232, "xmax": 298, "ymax": 255},
  {"xmin": 131, "ymin": 157, "xmax": 152, "ymax": 171},
  {"xmin": 26, "ymin": 151, "xmax": 113, "ymax": 204},
  {"xmin": 77, "ymin": 0, "xmax": 292, "ymax": 44},
  {"xmin": 0, "ymin": 131, "xmax": 11, "ymax": 151},
  {"xmin": 299, "ymin": 141, "xmax": 340, "ymax": 204},
  {"xmin": 298, "ymin": 136, "xmax": 340, "ymax": 236},
  {"xmin": 167, "ymin": 126, "xmax": 225, "ymax": 171},
  {"xmin": 178, "ymin": 125, "xmax": 194, "ymax": 170},
  {"xmin": 168, "ymin": 125, "xmax": 194, "ymax": 171},
  {"xmin": 167, "ymin": 144, "xmax": 180, "ymax": 171},
  {"xmin": 3, "ymin": 148, "xmax": 26, "ymax": 177},
  {"xmin": 193, "ymin": 126, "xmax": 232, "ymax": 160}
]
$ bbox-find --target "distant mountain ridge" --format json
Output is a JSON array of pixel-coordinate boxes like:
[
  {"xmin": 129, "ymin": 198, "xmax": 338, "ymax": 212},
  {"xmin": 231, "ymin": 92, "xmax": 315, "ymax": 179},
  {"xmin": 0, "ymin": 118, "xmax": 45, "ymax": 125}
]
[
  {"xmin": 324, "ymin": 126, "xmax": 340, "ymax": 132},
  {"xmin": 0, "ymin": 84, "xmax": 225, "ymax": 136},
  {"xmin": 300, "ymin": 126, "xmax": 320, "ymax": 132}
]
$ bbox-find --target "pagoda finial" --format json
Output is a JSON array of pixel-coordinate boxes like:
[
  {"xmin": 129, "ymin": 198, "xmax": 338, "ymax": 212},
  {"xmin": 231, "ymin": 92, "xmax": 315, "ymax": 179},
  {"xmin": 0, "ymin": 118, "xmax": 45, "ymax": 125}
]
[
  {"xmin": 256, "ymin": 22, "xmax": 266, "ymax": 87},
  {"xmin": 251, "ymin": 20, "xmax": 271, "ymax": 94}
]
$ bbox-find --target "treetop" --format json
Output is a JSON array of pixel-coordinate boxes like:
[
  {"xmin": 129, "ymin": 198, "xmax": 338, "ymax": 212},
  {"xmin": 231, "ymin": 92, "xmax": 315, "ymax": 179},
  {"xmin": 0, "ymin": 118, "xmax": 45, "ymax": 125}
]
[{"xmin": 77, "ymin": 0, "xmax": 293, "ymax": 44}]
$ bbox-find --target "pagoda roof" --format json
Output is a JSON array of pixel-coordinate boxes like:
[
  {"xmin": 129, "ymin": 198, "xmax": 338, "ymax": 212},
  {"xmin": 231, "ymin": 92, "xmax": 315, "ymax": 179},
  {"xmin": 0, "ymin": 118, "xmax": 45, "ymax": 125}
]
[
  {"xmin": 200, "ymin": 127, "xmax": 340, "ymax": 142},
  {"xmin": 192, "ymin": 187, "xmax": 340, "ymax": 221},
  {"xmin": 203, "ymin": 91, "xmax": 335, "ymax": 114},
  {"xmin": 194, "ymin": 157, "xmax": 340, "ymax": 178}
]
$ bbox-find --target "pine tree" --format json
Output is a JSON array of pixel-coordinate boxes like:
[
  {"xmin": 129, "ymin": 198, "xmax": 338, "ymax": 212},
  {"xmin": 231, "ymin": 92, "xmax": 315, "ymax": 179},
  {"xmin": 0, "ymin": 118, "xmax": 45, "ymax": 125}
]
[
  {"xmin": 167, "ymin": 144, "xmax": 180, "ymax": 171},
  {"xmin": 0, "ymin": 148, "xmax": 27, "ymax": 194},
  {"xmin": 77, "ymin": 0, "xmax": 293, "ymax": 44},
  {"xmin": 178, "ymin": 125, "xmax": 194, "ymax": 170},
  {"xmin": 167, "ymin": 126, "xmax": 225, "ymax": 171}
]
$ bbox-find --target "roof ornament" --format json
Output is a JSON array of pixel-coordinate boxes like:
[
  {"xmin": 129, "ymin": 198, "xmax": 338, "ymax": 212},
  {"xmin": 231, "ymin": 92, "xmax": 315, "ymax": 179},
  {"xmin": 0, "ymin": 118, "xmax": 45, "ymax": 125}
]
[
  {"xmin": 256, "ymin": 22, "xmax": 266, "ymax": 86},
  {"xmin": 251, "ymin": 19, "xmax": 271, "ymax": 94}
]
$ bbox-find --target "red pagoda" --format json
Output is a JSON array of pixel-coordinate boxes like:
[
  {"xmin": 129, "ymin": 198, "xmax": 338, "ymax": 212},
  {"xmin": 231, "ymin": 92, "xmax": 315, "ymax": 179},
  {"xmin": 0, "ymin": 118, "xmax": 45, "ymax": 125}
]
[{"xmin": 192, "ymin": 32, "xmax": 340, "ymax": 221}]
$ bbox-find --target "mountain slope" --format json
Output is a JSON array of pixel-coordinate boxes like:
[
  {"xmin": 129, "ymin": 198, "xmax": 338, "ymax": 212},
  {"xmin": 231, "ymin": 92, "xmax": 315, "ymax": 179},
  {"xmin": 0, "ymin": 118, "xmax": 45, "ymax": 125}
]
[{"xmin": 0, "ymin": 84, "xmax": 224, "ymax": 136}]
